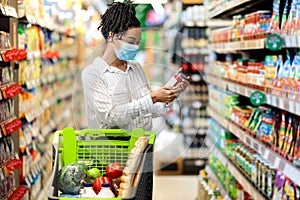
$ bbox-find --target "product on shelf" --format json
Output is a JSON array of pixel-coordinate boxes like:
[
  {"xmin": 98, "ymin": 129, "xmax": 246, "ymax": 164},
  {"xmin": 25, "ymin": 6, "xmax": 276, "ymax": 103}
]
[
  {"xmin": 181, "ymin": 5, "xmax": 207, "ymax": 25},
  {"xmin": 208, "ymin": 85, "xmax": 239, "ymax": 119},
  {"xmin": 198, "ymin": 169, "xmax": 224, "ymax": 200}
]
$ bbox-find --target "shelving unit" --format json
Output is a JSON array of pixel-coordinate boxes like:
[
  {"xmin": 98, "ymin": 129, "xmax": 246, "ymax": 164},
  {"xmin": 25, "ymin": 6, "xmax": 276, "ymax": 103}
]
[
  {"xmin": 203, "ymin": 0, "xmax": 300, "ymax": 199},
  {"xmin": 205, "ymin": 137, "xmax": 267, "ymax": 200},
  {"xmin": 0, "ymin": 0, "xmax": 85, "ymax": 199}
]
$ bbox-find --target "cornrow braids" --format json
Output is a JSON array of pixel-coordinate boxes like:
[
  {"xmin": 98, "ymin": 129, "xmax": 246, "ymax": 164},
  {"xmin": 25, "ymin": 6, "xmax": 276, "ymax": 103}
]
[{"xmin": 98, "ymin": 1, "xmax": 141, "ymax": 40}]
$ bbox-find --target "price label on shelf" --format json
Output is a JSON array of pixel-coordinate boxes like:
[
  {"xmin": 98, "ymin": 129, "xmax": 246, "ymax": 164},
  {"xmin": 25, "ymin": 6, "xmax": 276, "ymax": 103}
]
[
  {"xmin": 271, "ymin": 95, "xmax": 278, "ymax": 106},
  {"xmin": 278, "ymin": 161, "xmax": 286, "ymax": 172},
  {"xmin": 296, "ymin": 103, "xmax": 300, "ymax": 114},
  {"xmin": 285, "ymin": 36, "xmax": 291, "ymax": 47},
  {"xmin": 245, "ymin": 136, "xmax": 251, "ymax": 146},
  {"xmin": 268, "ymin": 151, "xmax": 276, "ymax": 164},
  {"xmin": 240, "ymin": 87, "xmax": 246, "ymax": 95},
  {"xmin": 290, "ymin": 35, "xmax": 297, "ymax": 47},
  {"xmin": 253, "ymin": 142, "xmax": 259, "ymax": 152},
  {"xmin": 279, "ymin": 98, "xmax": 284, "ymax": 109},
  {"xmin": 266, "ymin": 95, "xmax": 271, "ymax": 104},
  {"xmin": 289, "ymin": 101, "xmax": 295, "ymax": 113}
]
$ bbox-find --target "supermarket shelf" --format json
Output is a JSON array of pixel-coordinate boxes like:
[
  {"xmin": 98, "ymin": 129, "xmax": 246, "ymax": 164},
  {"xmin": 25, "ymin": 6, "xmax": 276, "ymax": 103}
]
[
  {"xmin": 208, "ymin": 0, "xmax": 266, "ymax": 18},
  {"xmin": 184, "ymin": 21, "xmax": 206, "ymax": 27},
  {"xmin": 207, "ymin": 107, "xmax": 300, "ymax": 186},
  {"xmin": 205, "ymin": 137, "xmax": 266, "ymax": 200},
  {"xmin": 209, "ymin": 39, "xmax": 266, "ymax": 53},
  {"xmin": 0, "ymin": 4, "xmax": 18, "ymax": 18},
  {"xmin": 206, "ymin": 19, "xmax": 233, "ymax": 27},
  {"xmin": 205, "ymin": 75, "xmax": 300, "ymax": 115},
  {"xmin": 183, "ymin": 48, "xmax": 209, "ymax": 55},
  {"xmin": 183, "ymin": 147, "xmax": 209, "ymax": 159},
  {"xmin": 182, "ymin": 0, "xmax": 203, "ymax": 4},
  {"xmin": 183, "ymin": 20, "xmax": 233, "ymax": 28},
  {"xmin": 205, "ymin": 165, "xmax": 232, "ymax": 200}
]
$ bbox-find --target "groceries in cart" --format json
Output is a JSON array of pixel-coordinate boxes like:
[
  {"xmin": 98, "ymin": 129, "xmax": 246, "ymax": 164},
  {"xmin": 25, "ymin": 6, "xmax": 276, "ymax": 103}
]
[{"xmin": 58, "ymin": 136, "xmax": 149, "ymax": 198}]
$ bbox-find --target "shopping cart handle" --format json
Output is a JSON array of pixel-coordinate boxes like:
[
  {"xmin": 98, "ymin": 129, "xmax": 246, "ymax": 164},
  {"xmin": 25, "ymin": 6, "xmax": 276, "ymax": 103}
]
[{"xmin": 77, "ymin": 129, "xmax": 128, "ymax": 137}]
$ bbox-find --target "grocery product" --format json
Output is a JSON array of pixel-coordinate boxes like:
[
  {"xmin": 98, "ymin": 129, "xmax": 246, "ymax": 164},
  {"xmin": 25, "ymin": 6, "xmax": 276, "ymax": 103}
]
[
  {"xmin": 118, "ymin": 137, "xmax": 149, "ymax": 198},
  {"xmin": 93, "ymin": 176, "xmax": 111, "ymax": 195},
  {"xmin": 58, "ymin": 163, "xmax": 86, "ymax": 195},
  {"xmin": 81, "ymin": 182, "xmax": 97, "ymax": 198},
  {"xmin": 106, "ymin": 162, "xmax": 123, "ymax": 179},
  {"xmin": 97, "ymin": 183, "xmax": 115, "ymax": 198}
]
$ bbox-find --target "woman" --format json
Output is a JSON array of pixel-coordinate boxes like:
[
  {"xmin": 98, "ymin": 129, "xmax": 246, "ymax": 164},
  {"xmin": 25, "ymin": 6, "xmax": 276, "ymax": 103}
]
[{"xmin": 82, "ymin": 2, "xmax": 188, "ymax": 131}]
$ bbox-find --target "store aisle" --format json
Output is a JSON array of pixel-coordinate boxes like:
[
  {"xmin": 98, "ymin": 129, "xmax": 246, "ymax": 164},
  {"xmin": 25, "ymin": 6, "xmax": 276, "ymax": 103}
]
[{"xmin": 153, "ymin": 175, "xmax": 198, "ymax": 200}]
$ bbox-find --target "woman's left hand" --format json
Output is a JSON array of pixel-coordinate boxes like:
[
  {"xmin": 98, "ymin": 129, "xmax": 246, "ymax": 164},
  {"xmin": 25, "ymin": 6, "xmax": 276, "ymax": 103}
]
[{"xmin": 174, "ymin": 78, "xmax": 190, "ymax": 95}]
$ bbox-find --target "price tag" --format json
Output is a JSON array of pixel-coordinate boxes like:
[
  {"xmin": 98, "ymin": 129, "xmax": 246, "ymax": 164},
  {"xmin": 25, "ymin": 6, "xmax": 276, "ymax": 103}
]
[
  {"xmin": 274, "ymin": 157, "xmax": 280, "ymax": 168},
  {"xmin": 268, "ymin": 152, "xmax": 276, "ymax": 164},
  {"xmin": 278, "ymin": 161, "xmax": 286, "ymax": 172},
  {"xmin": 245, "ymin": 136, "xmax": 251, "ymax": 146},
  {"xmin": 266, "ymin": 95, "xmax": 271, "ymax": 104},
  {"xmin": 288, "ymin": 101, "xmax": 295, "ymax": 113},
  {"xmin": 272, "ymin": 96, "xmax": 278, "ymax": 106},
  {"xmin": 290, "ymin": 35, "xmax": 298, "ymax": 47},
  {"xmin": 296, "ymin": 103, "xmax": 300, "ymax": 114},
  {"xmin": 7, "ymin": 185, "xmax": 27, "ymax": 200},
  {"xmin": 6, "ymin": 159, "xmax": 22, "ymax": 171},
  {"xmin": 240, "ymin": 87, "xmax": 246, "ymax": 95},
  {"xmin": 279, "ymin": 98, "xmax": 284, "ymax": 109},
  {"xmin": 285, "ymin": 36, "xmax": 291, "ymax": 47},
  {"xmin": 253, "ymin": 142, "xmax": 259, "ymax": 152}
]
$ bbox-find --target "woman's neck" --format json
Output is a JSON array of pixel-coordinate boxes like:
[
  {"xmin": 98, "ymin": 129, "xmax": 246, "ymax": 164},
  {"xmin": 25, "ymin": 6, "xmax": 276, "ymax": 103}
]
[{"xmin": 102, "ymin": 47, "xmax": 127, "ymax": 72}]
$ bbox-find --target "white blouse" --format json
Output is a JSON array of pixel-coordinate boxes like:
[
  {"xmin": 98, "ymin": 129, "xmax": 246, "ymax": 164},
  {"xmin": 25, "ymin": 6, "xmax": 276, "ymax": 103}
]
[{"xmin": 81, "ymin": 57, "xmax": 169, "ymax": 131}]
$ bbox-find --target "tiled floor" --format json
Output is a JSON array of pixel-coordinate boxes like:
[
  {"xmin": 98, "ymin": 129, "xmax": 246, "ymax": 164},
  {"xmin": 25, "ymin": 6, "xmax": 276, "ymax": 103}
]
[{"xmin": 153, "ymin": 175, "xmax": 198, "ymax": 200}]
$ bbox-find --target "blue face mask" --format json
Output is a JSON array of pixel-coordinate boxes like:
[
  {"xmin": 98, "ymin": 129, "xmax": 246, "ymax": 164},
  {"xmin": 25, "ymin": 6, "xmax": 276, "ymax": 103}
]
[{"xmin": 114, "ymin": 40, "xmax": 139, "ymax": 60}]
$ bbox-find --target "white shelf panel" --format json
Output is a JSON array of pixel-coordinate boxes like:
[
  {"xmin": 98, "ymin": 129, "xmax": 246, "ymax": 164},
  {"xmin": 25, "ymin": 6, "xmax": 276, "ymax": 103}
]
[
  {"xmin": 207, "ymin": 107, "xmax": 300, "ymax": 186},
  {"xmin": 209, "ymin": 39, "xmax": 266, "ymax": 53},
  {"xmin": 209, "ymin": 0, "xmax": 252, "ymax": 18}
]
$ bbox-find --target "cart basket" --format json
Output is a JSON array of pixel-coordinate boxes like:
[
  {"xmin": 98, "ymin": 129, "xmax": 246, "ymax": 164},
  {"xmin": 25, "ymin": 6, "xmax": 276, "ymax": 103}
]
[{"xmin": 48, "ymin": 127, "xmax": 156, "ymax": 200}]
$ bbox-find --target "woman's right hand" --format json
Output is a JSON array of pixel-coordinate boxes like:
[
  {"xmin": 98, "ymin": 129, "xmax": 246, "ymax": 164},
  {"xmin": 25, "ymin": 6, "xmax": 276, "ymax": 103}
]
[{"xmin": 150, "ymin": 86, "xmax": 178, "ymax": 104}]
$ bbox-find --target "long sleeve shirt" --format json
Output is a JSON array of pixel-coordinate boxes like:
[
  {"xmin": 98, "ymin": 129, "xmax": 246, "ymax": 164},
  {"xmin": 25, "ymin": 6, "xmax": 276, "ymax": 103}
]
[{"xmin": 81, "ymin": 57, "xmax": 169, "ymax": 131}]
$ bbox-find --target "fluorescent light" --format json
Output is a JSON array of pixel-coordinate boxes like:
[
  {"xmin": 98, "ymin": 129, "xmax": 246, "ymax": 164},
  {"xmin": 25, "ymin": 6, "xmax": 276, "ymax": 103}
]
[
  {"xmin": 151, "ymin": 2, "xmax": 165, "ymax": 14},
  {"xmin": 114, "ymin": 0, "xmax": 167, "ymax": 4}
]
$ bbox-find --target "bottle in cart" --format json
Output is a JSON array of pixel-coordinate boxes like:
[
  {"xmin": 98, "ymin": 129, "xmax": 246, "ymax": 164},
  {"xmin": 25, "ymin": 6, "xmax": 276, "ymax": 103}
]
[
  {"xmin": 97, "ymin": 183, "xmax": 115, "ymax": 198},
  {"xmin": 81, "ymin": 182, "xmax": 97, "ymax": 197}
]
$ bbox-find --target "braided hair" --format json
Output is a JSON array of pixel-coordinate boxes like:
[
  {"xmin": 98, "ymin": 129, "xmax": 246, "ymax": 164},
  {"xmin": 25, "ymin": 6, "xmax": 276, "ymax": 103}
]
[{"xmin": 98, "ymin": 1, "xmax": 141, "ymax": 40}]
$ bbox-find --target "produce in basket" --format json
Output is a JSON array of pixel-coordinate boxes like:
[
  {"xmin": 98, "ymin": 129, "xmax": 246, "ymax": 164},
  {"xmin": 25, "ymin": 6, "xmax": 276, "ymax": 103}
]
[
  {"xmin": 59, "ymin": 163, "xmax": 86, "ymax": 194},
  {"xmin": 106, "ymin": 162, "xmax": 123, "ymax": 179},
  {"xmin": 93, "ymin": 176, "xmax": 111, "ymax": 195},
  {"xmin": 87, "ymin": 167, "xmax": 102, "ymax": 179}
]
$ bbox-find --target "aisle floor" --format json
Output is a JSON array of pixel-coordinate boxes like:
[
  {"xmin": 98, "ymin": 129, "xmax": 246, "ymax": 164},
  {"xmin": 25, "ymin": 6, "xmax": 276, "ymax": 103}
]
[{"xmin": 153, "ymin": 175, "xmax": 198, "ymax": 200}]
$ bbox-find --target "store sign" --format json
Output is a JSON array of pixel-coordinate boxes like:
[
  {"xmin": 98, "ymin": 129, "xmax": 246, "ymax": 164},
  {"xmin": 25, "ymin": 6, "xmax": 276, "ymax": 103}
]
[
  {"xmin": 266, "ymin": 34, "xmax": 283, "ymax": 51},
  {"xmin": 7, "ymin": 186, "xmax": 27, "ymax": 200},
  {"xmin": 250, "ymin": 91, "xmax": 266, "ymax": 106},
  {"xmin": 6, "ymin": 159, "xmax": 22, "ymax": 171}
]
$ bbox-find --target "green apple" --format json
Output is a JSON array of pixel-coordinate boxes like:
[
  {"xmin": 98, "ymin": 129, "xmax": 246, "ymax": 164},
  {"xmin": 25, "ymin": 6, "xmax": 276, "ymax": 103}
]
[{"xmin": 86, "ymin": 168, "xmax": 101, "ymax": 179}]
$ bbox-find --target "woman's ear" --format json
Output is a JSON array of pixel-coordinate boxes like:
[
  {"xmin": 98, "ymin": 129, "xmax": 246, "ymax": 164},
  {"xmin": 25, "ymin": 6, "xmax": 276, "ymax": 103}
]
[{"xmin": 108, "ymin": 32, "xmax": 114, "ymax": 42}]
